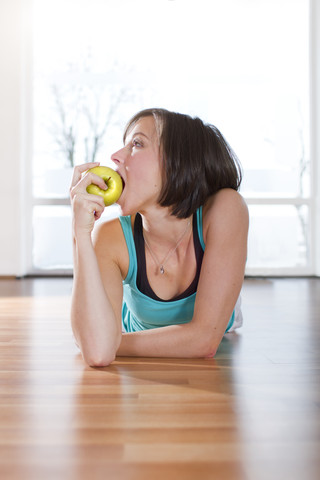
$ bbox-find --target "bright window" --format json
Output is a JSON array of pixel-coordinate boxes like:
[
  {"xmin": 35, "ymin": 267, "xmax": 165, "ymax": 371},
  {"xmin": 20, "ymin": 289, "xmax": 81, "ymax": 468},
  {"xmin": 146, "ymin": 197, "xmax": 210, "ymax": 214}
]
[{"xmin": 32, "ymin": 0, "xmax": 311, "ymax": 274}]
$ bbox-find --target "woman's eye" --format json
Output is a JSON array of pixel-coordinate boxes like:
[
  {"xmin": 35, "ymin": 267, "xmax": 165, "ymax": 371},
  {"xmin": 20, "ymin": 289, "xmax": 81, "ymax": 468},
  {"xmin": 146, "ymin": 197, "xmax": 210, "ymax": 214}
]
[{"xmin": 132, "ymin": 139, "xmax": 142, "ymax": 148}]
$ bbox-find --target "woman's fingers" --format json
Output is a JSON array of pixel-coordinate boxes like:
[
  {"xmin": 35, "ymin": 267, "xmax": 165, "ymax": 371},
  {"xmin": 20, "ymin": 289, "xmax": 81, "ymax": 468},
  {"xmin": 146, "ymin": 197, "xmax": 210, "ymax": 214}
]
[
  {"xmin": 70, "ymin": 170, "xmax": 107, "ymax": 201},
  {"xmin": 70, "ymin": 162, "xmax": 109, "ymax": 234},
  {"xmin": 86, "ymin": 193, "xmax": 106, "ymax": 210},
  {"xmin": 83, "ymin": 172, "xmax": 108, "ymax": 191},
  {"xmin": 93, "ymin": 201, "xmax": 105, "ymax": 220},
  {"xmin": 70, "ymin": 162, "xmax": 100, "ymax": 189},
  {"xmin": 72, "ymin": 191, "xmax": 105, "ymax": 234},
  {"xmin": 73, "ymin": 191, "xmax": 105, "ymax": 212}
]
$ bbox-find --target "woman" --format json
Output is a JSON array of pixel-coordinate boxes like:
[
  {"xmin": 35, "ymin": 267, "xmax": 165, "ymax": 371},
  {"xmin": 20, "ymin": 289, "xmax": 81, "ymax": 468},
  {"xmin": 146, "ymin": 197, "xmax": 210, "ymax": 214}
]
[{"xmin": 70, "ymin": 108, "xmax": 249, "ymax": 367}]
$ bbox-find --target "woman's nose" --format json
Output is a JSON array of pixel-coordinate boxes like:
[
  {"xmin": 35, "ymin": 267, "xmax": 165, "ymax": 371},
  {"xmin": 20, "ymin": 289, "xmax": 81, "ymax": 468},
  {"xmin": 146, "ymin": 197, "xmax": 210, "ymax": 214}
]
[{"xmin": 111, "ymin": 146, "xmax": 126, "ymax": 166}]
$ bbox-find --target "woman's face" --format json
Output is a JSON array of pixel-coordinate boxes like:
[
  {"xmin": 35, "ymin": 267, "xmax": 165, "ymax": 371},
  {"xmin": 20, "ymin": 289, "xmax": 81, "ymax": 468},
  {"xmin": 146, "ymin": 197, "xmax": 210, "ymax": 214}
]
[{"xmin": 111, "ymin": 116, "xmax": 163, "ymax": 216}]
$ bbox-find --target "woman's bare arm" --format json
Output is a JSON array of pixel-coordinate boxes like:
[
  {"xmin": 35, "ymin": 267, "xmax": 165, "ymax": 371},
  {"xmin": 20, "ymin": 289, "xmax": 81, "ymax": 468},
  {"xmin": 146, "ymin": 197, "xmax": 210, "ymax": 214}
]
[{"xmin": 70, "ymin": 163, "xmax": 123, "ymax": 366}]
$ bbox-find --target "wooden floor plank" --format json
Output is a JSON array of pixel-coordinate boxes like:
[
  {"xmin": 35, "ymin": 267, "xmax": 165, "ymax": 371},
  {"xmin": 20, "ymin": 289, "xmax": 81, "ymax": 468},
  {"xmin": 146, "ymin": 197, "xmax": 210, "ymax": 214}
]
[{"xmin": 0, "ymin": 277, "xmax": 319, "ymax": 480}]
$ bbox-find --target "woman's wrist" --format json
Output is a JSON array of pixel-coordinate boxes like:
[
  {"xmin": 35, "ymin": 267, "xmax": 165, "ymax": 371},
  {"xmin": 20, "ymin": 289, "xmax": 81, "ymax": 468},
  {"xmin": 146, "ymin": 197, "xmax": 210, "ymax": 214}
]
[
  {"xmin": 73, "ymin": 224, "xmax": 93, "ymax": 244},
  {"xmin": 72, "ymin": 228, "xmax": 95, "ymax": 268}
]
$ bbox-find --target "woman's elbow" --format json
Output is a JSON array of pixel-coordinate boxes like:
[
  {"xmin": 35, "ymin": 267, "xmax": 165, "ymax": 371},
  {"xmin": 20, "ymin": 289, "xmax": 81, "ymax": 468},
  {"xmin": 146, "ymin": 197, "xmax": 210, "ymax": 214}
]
[
  {"xmin": 81, "ymin": 337, "xmax": 121, "ymax": 367},
  {"xmin": 84, "ymin": 350, "xmax": 116, "ymax": 368},
  {"xmin": 76, "ymin": 327, "xmax": 122, "ymax": 367},
  {"xmin": 203, "ymin": 348, "xmax": 217, "ymax": 359},
  {"xmin": 196, "ymin": 336, "xmax": 218, "ymax": 359}
]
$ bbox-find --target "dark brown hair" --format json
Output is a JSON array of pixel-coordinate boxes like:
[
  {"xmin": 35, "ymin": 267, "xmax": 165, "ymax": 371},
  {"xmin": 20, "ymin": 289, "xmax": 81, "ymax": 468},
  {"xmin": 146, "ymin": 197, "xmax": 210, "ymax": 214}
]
[{"xmin": 124, "ymin": 108, "xmax": 242, "ymax": 218}]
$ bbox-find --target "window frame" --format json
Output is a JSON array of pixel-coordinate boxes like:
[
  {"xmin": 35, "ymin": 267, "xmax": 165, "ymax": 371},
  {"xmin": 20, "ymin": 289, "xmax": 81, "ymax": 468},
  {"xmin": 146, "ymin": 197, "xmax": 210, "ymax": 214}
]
[{"xmin": 26, "ymin": 0, "xmax": 318, "ymax": 277}]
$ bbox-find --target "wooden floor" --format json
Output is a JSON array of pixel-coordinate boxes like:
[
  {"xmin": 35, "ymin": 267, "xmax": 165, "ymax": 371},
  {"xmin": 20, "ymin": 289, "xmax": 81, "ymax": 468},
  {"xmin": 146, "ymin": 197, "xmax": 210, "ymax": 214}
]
[{"xmin": 0, "ymin": 277, "xmax": 319, "ymax": 480}]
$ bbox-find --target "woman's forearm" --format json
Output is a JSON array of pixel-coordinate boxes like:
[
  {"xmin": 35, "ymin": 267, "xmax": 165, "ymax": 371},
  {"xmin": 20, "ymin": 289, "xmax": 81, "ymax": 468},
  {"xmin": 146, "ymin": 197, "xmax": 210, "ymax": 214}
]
[
  {"xmin": 71, "ymin": 233, "xmax": 121, "ymax": 366},
  {"xmin": 117, "ymin": 321, "xmax": 215, "ymax": 359}
]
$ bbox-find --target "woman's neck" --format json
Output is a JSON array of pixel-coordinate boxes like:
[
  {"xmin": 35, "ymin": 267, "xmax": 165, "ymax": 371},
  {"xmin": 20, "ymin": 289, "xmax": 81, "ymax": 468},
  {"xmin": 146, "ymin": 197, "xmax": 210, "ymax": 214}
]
[{"xmin": 139, "ymin": 207, "xmax": 192, "ymax": 248}]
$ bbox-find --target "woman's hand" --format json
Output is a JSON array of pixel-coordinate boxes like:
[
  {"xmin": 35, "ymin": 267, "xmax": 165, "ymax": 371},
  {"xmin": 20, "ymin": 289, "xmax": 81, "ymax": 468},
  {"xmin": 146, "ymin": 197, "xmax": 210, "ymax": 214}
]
[{"xmin": 70, "ymin": 162, "xmax": 107, "ymax": 236}]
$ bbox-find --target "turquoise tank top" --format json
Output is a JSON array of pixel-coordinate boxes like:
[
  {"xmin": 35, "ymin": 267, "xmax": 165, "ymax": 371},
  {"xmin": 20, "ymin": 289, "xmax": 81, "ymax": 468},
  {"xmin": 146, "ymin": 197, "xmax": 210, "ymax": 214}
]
[{"xmin": 119, "ymin": 207, "xmax": 235, "ymax": 332}]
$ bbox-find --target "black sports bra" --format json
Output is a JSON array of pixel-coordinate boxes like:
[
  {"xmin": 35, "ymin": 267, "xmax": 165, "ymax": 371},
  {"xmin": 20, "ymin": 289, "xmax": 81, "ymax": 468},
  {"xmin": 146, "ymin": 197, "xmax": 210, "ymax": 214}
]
[{"xmin": 133, "ymin": 213, "xmax": 204, "ymax": 302}]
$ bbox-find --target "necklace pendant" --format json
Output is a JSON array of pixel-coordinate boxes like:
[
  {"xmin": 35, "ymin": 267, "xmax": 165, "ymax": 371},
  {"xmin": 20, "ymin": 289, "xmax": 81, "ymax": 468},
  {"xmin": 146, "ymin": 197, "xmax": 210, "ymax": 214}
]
[{"xmin": 160, "ymin": 266, "xmax": 165, "ymax": 275}]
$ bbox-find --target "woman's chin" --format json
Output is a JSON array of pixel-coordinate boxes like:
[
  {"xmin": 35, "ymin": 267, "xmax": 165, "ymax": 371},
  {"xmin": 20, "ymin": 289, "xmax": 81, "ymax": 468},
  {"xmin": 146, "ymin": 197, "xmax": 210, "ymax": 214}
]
[{"xmin": 117, "ymin": 199, "xmax": 131, "ymax": 217}]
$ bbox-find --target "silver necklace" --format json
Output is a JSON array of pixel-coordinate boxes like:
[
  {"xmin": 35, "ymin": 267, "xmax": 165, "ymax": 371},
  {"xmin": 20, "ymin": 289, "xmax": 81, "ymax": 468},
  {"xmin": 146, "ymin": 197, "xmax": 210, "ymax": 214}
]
[{"xmin": 143, "ymin": 220, "xmax": 191, "ymax": 275}]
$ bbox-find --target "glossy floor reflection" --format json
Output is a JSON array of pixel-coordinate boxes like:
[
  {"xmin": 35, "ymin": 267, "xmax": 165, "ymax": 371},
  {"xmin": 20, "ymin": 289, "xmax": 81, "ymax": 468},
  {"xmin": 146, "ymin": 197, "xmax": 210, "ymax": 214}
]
[{"xmin": 0, "ymin": 277, "xmax": 319, "ymax": 480}]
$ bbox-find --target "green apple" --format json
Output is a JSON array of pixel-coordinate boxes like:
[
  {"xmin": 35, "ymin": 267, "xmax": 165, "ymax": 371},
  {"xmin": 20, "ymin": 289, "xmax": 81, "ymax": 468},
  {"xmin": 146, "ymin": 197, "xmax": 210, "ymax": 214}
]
[{"xmin": 86, "ymin": 166, "xmax": 123, "ymax": 206}]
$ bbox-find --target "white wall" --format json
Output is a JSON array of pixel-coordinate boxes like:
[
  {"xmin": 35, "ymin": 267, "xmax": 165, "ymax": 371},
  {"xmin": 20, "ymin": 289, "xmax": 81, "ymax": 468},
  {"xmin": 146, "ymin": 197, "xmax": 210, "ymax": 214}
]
[
  {"xmin": 311, "ymin": 0, "xmax": 320, "ymax": 276},
  {"xmin": 0, "ymin": 0, "xmax": 32, "ymax": 276}
]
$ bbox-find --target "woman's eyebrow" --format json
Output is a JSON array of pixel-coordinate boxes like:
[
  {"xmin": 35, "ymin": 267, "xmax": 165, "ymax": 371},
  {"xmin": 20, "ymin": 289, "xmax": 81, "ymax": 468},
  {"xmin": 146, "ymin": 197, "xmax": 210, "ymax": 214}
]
[
  {"xmin": 124, "ymin": 131, "xmax": 149, "ymax": 146},
  {"xmin": 131, "ymin": 131, "xmax": 149, "ymax": 139}
]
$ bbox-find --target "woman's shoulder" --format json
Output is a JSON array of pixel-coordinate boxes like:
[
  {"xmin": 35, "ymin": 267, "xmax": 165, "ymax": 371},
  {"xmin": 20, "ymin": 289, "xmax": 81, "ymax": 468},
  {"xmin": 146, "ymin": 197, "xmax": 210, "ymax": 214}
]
[
  {"xmin": 93, "ymin": 214, "xmax": 136, "ymax": 239},
  {"xmin": 92, "ymin": 216, "xmax": 131, "ymax": 276},
  {"xmin": 202, "ymin": 189, "xmax": 249, "ymax": 241},
  {"xmin": 205, "ymin": 187, "xmax": 247, "ymax": 208},
  {"xmin": 93, "ymin": 216, "xmax": 124, "ymax": 240}
]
